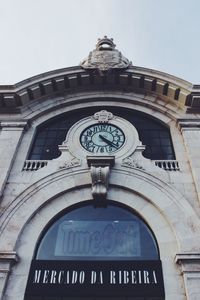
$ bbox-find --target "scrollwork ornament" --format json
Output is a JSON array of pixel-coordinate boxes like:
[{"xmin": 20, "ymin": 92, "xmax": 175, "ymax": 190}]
[
  {"xmin": 93, "ymin": 110, "xmax": 113, "ymax": 123},
  {"xmin": 122, "ymin": 156, "xmax": 145, "ymax": 170}
]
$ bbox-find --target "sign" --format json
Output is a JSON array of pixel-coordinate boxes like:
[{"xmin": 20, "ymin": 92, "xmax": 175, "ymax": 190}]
[
  {"xmin": 25, "ymin": 260, "xmax": 165, "ymax": 298},
  {"xmin": 55, "ymin": 220, "xmax": 141, "ymax": 258}
]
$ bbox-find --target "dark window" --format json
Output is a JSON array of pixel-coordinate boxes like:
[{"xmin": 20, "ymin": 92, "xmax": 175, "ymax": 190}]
[
  {"xmin": 26, "ymin": 202, "xmax": 164, "ymax": 300},
  {"xmin": 35, "ymin": 202, "xmax": 159, "ymax": 261},
  {"xmin": 28, "ymin": 107, "xmax": 175, "ymax": 160}
]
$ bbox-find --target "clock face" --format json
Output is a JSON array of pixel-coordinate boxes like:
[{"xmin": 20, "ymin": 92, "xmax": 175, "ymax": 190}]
[{"xmin": 80, "ymin": 123, "xmax": 125, "ymax": 154}]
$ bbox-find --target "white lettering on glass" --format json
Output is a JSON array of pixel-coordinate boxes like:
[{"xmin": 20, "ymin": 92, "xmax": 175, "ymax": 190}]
[
  {"xmin": 50, "ymin": 270, "xmax": 57, "ymax": 284},
  {"xmin": 33, "ymin": 270, "xmax": 41, "ymax": 283},
  {"xmin": 152, "ymin": 270, "xmax": 157, "ymax": 284},
  {"xmin": 143, "ymin": 270, "xmax": 150, "ymax": 284},
  {"xmin": 31, "ymin": 268, "xmax": 159, "ymax": 286},
  {"xmin": 131, "ymin": 270, "xmax": 137, "ymax": 284},
  {"xmin": 110, "ymin": 271, "xmax": 116, "ymax": 284},
  {"xmin": 72, "ymin": 271, "xmax": 77, "ymax": 284},
  {"xmin": 138, "ymin": 270, "xmax": 142, "ymax": 284},
  {"xmin": 43, "ymin": 270, "xmax": 49, "ymax": 284},
  {"xmin": 58, "ymin": 271, "xmax": 64, "ymax": 284},
  {"xmin": 79, "ymin": 271, "xmax": 85, "ymax": 284},
  {"xmin": 91, "ymin": 271, "xmax": 96, "ymax": 284}
]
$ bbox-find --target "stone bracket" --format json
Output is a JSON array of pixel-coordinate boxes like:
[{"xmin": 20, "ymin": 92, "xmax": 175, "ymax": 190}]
[
  {"xmin": 175, "ymin": 253, "xmax": 200, "ymax": 299},
  {"xmin": 175, "ymin": 253, "xmax": 200, "ymax": 272},
  {"xmin": 87, "ymin": 156, "xmax": 115, "ymax": 201},
  {"xmin": 0, "ymin": 121, "xmax": 28, "ymax": 130},
  {"xmin": 0, "ymin": 251, "xmax": 19, "ymax": 263},
  {"xmin": 0, "ymin": 251, "xmax": 18, "ymax": 274}
]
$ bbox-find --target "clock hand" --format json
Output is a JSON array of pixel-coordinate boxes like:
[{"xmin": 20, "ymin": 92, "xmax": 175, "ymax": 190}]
[{"xmin": 99, "ymin": 134, "xmax": 118, "ymax": 148}]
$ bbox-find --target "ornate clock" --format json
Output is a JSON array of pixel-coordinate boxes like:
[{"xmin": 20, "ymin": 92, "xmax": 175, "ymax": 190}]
[
  {"xmin": 62, "ymin": 110, "xmax": 140, "ymax": 161},
  {"xmin": 80, "ymin": 123, "xmax": 125, "ymax": 154}
]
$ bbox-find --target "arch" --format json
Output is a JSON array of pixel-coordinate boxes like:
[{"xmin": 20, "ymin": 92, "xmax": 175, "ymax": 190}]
[
  {"xmin": 28, "ymin": 106, "xmax": 175, "ymax": 161},
  {"xmin": 1, "ymin": 168, "xmax": 199, "ymax": 299},
  {"xmin": 16, "ymin": 92, "xmax": 185, "ymax": 172},
  {"xmin": 22, "ymin": 91, "xmax": 183, "ymax": 123},
  {"xmin": 0, "ymin": 167, "xmax": 199, "ymax": 252}
]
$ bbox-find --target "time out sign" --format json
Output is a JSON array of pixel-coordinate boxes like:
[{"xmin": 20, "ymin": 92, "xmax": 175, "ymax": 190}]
[{"xmin": 25, "ymin": 260, "xmax": 165, "ymax": 298}]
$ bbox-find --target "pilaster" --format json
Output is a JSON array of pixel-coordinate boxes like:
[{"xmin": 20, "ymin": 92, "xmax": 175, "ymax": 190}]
[
  {"xmin": 0, "ymin": 121, "xmax": 27, "ymax": 199},
  {"xmin": 0, "ymin": 251, "xmax": 18, "ymax": 300},
  {"xmin": 175, "ymin": 253, "xmax": 200, "ymax": 300},
  {"xmin": 179, "ymin": 120, "xmax": 200, "ymax": 203}
]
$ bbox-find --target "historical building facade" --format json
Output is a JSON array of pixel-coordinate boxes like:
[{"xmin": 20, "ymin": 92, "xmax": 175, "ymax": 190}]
[{"xmin": 0, "ymin": 37, "xmax": 200, "ymax": 300}]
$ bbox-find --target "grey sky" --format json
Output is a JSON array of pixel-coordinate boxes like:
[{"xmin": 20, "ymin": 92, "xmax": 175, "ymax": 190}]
[{"xmin": 0, "ymin": 0, "xmax": 199, "ymax": 84}]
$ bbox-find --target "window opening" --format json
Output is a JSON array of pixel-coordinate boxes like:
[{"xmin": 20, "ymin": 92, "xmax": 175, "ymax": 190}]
[
  {"xmin": 28, "ymin": 107, "xmax": 175, "ymax": 161},
  {"xmin": 35, "ymin": 202, "xmax": 159, "ymax": 261},
  {"xmin": 25, "ymin": 202, "xmax": 164, "ymax": 300}
]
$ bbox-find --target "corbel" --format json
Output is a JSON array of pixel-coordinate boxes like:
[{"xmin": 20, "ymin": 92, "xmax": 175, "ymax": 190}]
[{"xmin": 87, "ymin": 156, "xmax": 115, "ymax": 201}]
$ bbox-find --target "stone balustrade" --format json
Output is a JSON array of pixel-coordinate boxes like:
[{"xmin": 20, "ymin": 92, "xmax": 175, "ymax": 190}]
[
  {"xmin": 23, "ymin": 160, "xmax": 48, "ymax": 171},
  {"xmin": 23, "ymin": 159, "xmax": 180, "ymax": 171},
  {"xmin": 154, "ymin": 160, "xmax": 180, "ymax": 171}
]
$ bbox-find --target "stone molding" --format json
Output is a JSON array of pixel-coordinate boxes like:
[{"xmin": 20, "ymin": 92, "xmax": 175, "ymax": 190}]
[
  {"xmin": 0, "ymin": 67, "xmax": 192, "ymax": 111},
  {"xmin": 21, "ymin": 91, "xmax": 178, "ymax": 126},
  {"xmin": 0, "ymin": 121, "xmax": 27, "ymax": 130},
  {"xmin": 0, "ymin": 251, "xmax": 18, "ymax": 263},
  {"xmin": 0, "ymin": 167, "xmax": 199, "ymax": 251},
  {"xmin": 175, "ymin": 253, "xmax": 200, "ymax": 263},
  {"xmin": 175, "ymin": 253, "xmax": 200, "ymax": 272},
  {"xmin": 178, "ymin": 120, "xmax": 200, "ymax": 130}
]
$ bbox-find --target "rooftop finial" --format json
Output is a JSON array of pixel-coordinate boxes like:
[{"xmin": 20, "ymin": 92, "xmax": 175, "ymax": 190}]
[{"xmin": 80, "ymin": 37, "xmax": 131, "ymax": 74}]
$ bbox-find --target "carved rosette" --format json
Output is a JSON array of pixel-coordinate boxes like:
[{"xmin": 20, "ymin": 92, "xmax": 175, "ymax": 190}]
[{"xmin": 80, "ymin": 36, "xmax": 131, "ymax": 74}]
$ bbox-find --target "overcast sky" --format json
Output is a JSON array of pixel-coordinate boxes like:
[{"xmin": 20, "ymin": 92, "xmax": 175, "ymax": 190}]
[{"xmin": 0, "ymin": 0, "xmax": 200, "ymax": 85}]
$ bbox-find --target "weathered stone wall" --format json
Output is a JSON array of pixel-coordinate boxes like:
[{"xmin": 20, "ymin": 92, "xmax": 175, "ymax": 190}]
[{"xmin": 0, "ymin": 90, "xmax": 200, "ymax": 300}]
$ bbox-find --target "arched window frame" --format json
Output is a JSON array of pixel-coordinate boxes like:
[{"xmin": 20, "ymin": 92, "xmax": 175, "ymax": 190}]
[
  {"xmin": 34, "ymin": 200, "xmax": 160, "ymax": 261},
  {"xmin": 28, "ymin": 107, "xmax": 175, "ymax": 161}
]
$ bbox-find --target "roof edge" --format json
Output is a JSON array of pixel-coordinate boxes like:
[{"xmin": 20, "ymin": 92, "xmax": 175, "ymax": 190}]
[{"xmin": 0, "ymin": 65, "xmax": 199, "ymax": 112}]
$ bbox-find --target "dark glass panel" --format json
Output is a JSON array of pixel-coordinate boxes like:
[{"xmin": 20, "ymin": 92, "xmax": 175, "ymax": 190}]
[{"xmin": 35, "ymin": 202, "xmax": 159, "ymax": 261}]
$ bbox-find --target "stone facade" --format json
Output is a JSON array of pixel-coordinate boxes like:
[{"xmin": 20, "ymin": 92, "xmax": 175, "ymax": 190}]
[{"xmin": 0, "ymin": 38, "xmax": 200, "ymax": 300}]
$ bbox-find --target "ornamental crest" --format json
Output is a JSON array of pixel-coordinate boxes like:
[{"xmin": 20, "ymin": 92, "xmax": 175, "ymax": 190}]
[
  {"xmin": 93, "ymin": 110, "xmax": 113, "ymax": 123},
  {"xmin": 80, "ymin": 36, "xmax": 131, "ymax": 74}
]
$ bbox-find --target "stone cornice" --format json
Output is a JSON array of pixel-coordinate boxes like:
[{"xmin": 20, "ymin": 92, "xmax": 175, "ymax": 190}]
[
  {"xmin": 175, "ymin": 253, "xmax": 200, "ymax": 264},
  {"xmin": 0, "ymin": 121, "xmax": 28, "ymax": 128},
  {"xmin": 0, "ymin": 251, "xmax": 18, "ymax": 263},
  {"xmin": 177, "ymin": 119, "xmax": 200, "ymax": 130},
  {"xmin": 0, "ymin": 66, "xmax": 197, "ymax": 113},
  {"xmin": 175, "ymin": 253, "xmax": 200, "ymax": 272}
]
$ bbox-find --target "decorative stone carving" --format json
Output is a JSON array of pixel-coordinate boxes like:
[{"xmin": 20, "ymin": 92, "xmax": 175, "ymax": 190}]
[
  {"xmin": 58, "ymin": 157, "xmax": 81, "ymax": 169},
  {"xmin": 90, "ymin": 166, "xmax": 109, "ymax": 200},
  {"xmin": 87, "ymin": 156, "xmax": 115, "ymax": 201},
  {"xmin": 122, "ymin": 156, "xmax": 145, "ymax": 170},
  {"xmin": 80, "ymin": 36, "xmax": 131, "ymax": 74},
  {"xmin": 57, "ymin": 145, "xmax": 81, "ymax": 169},
  {"xmin": 93, "ymin": 110, "xmax": 114, "ymax": 123}
]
